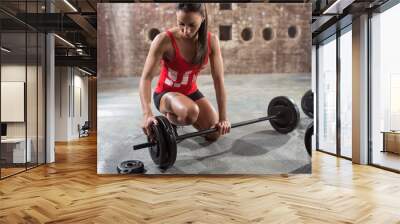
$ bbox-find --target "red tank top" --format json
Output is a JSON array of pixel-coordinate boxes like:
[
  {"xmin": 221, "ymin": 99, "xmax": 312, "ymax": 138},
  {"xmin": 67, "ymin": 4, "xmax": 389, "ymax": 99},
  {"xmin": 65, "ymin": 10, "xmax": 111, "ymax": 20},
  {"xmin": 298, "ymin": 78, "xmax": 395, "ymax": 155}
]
[{"xmin": 154, "ymin": 30, "xmax": 211, "ymax": 95}]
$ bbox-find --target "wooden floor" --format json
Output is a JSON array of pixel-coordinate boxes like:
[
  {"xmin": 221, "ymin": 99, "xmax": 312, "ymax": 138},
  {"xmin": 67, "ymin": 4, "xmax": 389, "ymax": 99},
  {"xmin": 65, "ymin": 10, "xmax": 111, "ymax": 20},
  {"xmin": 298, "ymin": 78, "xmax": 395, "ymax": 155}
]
[
  {"xmin": 1, "ymin": 135, "xmax": 400, "ymax": 223},
  {"xmin": 1, "ymin": 167, "xmax": 26, "ymax": 177}
]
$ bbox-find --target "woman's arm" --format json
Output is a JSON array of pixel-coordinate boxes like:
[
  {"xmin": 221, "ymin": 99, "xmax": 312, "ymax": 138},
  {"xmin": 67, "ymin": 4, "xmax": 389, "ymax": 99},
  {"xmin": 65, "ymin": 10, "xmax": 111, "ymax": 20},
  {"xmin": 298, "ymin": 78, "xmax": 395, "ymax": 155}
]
[
  {"xmin": 209, "ymin": 34, "xmax": 227, "ymax": 121},
  {"xmin": 139, "ymin": 33, "xmax": 168, "ymax": 135},
  {"xmin": 139, "ymin": 33, "xmax": 167, "ymax": 117}
]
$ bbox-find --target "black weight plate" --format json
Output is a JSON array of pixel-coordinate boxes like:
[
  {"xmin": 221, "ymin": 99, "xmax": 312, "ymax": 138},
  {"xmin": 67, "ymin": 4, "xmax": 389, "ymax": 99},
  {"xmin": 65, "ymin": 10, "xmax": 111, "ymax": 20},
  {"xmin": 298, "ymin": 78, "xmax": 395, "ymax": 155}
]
[
  {"xmin": 156, "ymin": 116, "xmax": 177, "ymax": 170},
  {"xmin": 304, "ymin": 122, "xmax": 313, "ymax": 156},
  {"xmin": 158, "ymin": 116, "xmax": 178, "ymax": 168},
  {"xmin": 267, "ymin": 96, "xmax": 300, "ymax": 134},
  {"xmin": 117, "ymin": 160, "xmax": 145, "ymax": 174},
  {"xmin": 148, "ymin": 121, "xmax": 166, "ymax": 166},
  {"xmin": 301, "ymin": 90, "xmax": 314, "ymax": 118}
]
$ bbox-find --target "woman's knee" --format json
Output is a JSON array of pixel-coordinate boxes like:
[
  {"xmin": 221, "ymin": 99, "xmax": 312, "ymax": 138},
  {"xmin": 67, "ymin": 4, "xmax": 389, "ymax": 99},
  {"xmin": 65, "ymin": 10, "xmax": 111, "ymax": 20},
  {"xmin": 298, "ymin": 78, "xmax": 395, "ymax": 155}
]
[{"xmin": 179, "ymin": 104, "xmax": 199, "ymax": 125}]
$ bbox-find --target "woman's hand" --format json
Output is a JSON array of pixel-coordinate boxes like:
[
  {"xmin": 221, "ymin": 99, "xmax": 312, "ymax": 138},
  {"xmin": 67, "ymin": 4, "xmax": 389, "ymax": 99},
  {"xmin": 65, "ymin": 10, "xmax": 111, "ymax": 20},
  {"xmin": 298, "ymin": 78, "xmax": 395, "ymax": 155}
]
[
  {"xmin": 216, "ymin": 119, "xmax": 231, "ymax": 135},
  {"xmin": 141, "ymin": 114, "xmax": 158, "ymax": 140}
]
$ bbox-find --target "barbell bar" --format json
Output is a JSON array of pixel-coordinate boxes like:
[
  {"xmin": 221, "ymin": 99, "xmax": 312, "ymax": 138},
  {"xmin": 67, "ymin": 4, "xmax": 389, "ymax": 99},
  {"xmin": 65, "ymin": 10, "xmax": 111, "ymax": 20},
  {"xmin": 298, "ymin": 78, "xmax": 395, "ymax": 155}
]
[
  {"xmin": 133, "ymin": 96, "xmax": 300, "ymax": 170},
  {"xmin": 134, "ymin": 114, "xmax": 279, "ymax": 150}
]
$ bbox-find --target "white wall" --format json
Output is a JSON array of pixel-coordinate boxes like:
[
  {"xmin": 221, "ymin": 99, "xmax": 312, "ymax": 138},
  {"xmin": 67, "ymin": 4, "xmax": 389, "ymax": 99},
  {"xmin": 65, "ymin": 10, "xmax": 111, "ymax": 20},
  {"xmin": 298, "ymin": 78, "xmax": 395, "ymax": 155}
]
[
  {"xmin": 55, "ymin": 67, "xmax": 89, "ymax": 141},
  {"xmin": 1, "ymin": 65, "xmax": 39, "ymax": 138},
  {"xmin": 55, "ymin": 67, "xmax": 69, "ymax": 141},
  {"xmin": 1, "ymin": 65, "xmax": 26, "ymax": 142},
  {"xmin": 74, "ymin": 73, "xmax": 89, "ymax": 133},
  {"xmin": 1, "ymin": 63, "xmax": 46, "ymax": 164},
  {"xmin": 1, "ymin": 82, "xmax": 25, "ymax": 122},
  {"xmin": 1, "ymin": 66, "xmax": 26, "ymax": 126}
]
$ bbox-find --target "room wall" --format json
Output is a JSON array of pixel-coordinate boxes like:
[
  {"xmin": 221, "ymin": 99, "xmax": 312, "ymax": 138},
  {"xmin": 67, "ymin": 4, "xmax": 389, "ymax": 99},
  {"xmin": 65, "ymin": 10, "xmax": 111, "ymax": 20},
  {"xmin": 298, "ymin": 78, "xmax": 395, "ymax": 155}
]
[
  {"xmin": 88, "ymin": 77, "xmax": 97, "ymax": 132},
  {"xmin": 1, "ymin": 64, "xmax": 42, "ymax": 139},
  {"xmin": 1, "ymin": 64, "xmax": 45, "ymax": 163},
  {"xmin": 55, "ymin": 67, "xmax": 89, "ymax": 141},
  {"xmin": 98, "ymin": 3, "xmax": 311, "ymax": 77}
]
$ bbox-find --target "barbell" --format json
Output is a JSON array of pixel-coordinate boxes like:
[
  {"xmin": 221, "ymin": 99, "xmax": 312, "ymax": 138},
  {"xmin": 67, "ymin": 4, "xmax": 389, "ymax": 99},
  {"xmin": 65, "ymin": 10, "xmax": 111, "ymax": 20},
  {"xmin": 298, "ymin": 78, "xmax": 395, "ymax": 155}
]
[
  {"xmin": 301, "ymin": 89, "xmax": 313, "ymax": 118},
  {"xmin": 133, "ymin": 96, "xmax": 300, "ymax": 170},
  {"xmin": 304, "ymin": 122, "xmax": 313, "ymax": 156}
]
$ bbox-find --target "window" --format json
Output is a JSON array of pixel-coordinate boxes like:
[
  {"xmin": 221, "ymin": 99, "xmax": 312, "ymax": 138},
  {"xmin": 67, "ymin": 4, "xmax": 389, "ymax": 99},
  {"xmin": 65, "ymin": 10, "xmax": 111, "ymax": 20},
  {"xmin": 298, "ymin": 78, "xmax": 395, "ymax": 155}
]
[
  {"xmin": 339, "ymin": 27, "xmax": 352, "ymax": 158},
  {"xmin": 220, "ymin": 3, "xmax": 232, "ymax": 10},
  {"xmin": 0, "ymin": 1, "xmax": 46, "ymax": 179},
  {"xmin": 219, "ymin": 25, "xmax": 232, "ymax": 41},
  {"xmin": 317, "ymin": 35, "xmax": 337, "ymax": 155},
  {"xmin": 370, "ymin": 3, "xmax": 400, "ymax": 171}
]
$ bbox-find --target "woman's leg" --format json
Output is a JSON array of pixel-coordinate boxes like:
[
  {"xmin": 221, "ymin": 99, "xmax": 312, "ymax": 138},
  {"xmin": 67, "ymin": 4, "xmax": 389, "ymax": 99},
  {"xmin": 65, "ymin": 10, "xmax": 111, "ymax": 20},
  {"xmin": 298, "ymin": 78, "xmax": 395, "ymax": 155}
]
[
  {"xmin": 192, "ymin": 97, "xmax": 220, "ymax": 141},
  {"xmin": 159, "ymin": 92, "xmax": 200, "ymax": 126}
]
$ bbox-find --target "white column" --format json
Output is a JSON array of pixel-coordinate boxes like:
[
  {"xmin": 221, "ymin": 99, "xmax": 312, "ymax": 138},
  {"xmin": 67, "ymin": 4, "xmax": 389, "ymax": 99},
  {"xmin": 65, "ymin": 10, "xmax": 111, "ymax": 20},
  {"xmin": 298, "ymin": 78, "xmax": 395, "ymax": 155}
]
[
  {"xmin": 46, "ymin": 32, "xmax": 55, "ymax": 163},
  {"xmin": 352, "ymin": 14, "xmax": 369, "ymax": 164},
  {"xmin": 46, "ymin": 0, "xmax": 55, "ymax": 163}
]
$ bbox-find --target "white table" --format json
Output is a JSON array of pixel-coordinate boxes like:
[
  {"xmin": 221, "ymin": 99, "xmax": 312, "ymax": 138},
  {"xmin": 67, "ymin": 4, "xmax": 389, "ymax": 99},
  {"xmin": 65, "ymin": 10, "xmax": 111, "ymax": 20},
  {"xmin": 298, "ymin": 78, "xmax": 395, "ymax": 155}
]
[{"xmin": 1, "ymin": 138, "xmax": 31, "ymax": 163}]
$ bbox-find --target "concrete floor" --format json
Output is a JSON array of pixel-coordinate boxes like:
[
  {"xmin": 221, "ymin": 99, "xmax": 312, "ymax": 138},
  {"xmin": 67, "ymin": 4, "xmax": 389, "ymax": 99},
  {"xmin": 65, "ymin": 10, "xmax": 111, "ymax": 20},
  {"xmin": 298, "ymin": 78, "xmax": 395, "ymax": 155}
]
[{"xmin": 98, "ymin": 73, "xmax": 312, "ymax": 174}]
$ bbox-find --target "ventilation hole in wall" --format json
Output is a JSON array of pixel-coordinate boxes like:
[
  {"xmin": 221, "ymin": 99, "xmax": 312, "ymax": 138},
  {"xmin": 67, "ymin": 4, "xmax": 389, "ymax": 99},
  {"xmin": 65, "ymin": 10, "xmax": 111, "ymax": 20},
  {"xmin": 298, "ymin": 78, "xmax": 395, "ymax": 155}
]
[
  {"xmin": 241, "ymin": 28, "xmax": 253, "ymax": 41},
  {"xmin": 288, "ymin": 26, "xmax": 298, "ymax": 38},
  {"xmin": 148, "ymin": 28, "xmax": 160, "ymax": 41},
  {"xmin": 262, "ymin": 27, "xmax": 274, "ymax": 41}
]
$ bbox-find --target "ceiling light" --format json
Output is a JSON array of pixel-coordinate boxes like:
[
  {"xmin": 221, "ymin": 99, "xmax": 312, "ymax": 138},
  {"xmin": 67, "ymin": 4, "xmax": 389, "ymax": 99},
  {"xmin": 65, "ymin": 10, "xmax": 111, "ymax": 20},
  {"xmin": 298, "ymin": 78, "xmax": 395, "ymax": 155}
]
[
  {"xmin": 54, "ymin": 34, "xmax": 75, "ymax": 48},
  {"xmin": 78, "ymin": 67, "xmax": 93, "ymax": 76},
  {"xmin": 1, "ymin": 47, "xmax": 11, "ymax": 53},
  {"xmin": 323, "ymin": 0, "xmax": 355, "ymax": 15},
  {"xmin": 63, "ymin": 0, "xmax": 78, "ymax": 12}
]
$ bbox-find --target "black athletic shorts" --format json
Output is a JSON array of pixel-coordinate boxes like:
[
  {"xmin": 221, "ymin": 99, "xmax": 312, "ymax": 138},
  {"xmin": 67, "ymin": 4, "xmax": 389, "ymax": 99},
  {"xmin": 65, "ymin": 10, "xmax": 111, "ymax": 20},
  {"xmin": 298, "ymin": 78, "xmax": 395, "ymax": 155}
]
[{"xmin": 153, "ymin": 90, "xmax": 204, "ymax": 111}]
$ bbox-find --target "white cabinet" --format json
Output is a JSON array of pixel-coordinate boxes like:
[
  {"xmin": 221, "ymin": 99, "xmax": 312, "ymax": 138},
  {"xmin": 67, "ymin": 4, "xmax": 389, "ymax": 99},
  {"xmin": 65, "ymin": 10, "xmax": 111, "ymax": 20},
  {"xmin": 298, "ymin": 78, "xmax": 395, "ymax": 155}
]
[{"xmin": 1, "ymin": 138, "xmax": 32, "ymax": 163}]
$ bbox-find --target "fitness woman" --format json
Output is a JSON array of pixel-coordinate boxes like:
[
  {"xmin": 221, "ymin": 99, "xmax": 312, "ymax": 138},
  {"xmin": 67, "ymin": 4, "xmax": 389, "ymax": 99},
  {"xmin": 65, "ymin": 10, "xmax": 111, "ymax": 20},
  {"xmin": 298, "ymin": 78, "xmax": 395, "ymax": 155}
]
[{"xmin": 139, "ymin": 3, "xmax": 231, "ymax": 141}]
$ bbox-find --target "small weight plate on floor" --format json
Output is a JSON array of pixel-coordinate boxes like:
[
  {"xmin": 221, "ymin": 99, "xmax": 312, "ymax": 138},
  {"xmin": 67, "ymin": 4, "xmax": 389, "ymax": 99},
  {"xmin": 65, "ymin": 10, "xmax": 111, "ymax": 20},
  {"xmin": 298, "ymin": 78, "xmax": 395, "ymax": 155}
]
[
  {"xmin": 117, "ymin": 160, "xmax": 145, "ymax": 174},
  {"xmin": 304, "ymin": 122, "xmax": 313, "ymax": 156},
  {"xmin": 301, "ymin": 90, "xmax": 314, "ymax": 118},
  {"xmin": 155, "ymin": 116, "xmax": 177, "ymax": 170},
  {"xmin": 267, "ymin": 96, "xmax": 300, "ymax": 134}
]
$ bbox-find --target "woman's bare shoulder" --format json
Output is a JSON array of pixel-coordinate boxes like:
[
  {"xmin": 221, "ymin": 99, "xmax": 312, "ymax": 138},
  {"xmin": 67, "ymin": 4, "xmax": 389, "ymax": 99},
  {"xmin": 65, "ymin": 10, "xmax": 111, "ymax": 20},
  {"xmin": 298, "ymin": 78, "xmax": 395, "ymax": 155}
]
[
  {"xmin": 150, "ymin": 32, "xmax": 174, "ymax": 56},
  {"xmin": 209, "ymin": 32, "xmax": 218, "ymax": 43},
  {"xmin": 208, "ymin": 32, "xmax": 220, "ymax": 54},
  {"xmin": 152, "ymin": 32, "xmax": 170, "ymax": 46}
]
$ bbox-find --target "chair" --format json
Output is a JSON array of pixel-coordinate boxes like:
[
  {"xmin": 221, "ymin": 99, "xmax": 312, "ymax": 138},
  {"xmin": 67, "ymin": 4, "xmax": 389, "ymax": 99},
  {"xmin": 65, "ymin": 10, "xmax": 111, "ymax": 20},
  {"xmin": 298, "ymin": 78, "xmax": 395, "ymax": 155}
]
[{"xmin": 79, "ymin": 121, "xmax": 90, "ymax": 138}]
